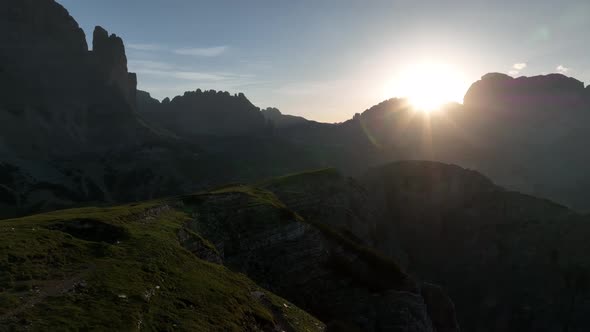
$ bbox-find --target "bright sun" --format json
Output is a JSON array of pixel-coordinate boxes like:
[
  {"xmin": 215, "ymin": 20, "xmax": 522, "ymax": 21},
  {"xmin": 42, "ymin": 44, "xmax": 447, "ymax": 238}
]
[{"xmin": 385, "ymin": 62, "xmax": 467, "ymax": 112}]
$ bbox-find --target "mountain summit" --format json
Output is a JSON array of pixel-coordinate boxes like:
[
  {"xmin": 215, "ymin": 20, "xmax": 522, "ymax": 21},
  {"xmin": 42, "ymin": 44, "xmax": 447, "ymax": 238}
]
[{"xmin": 0, "ymin": 0, "xmax": 149, "ymax": 157}]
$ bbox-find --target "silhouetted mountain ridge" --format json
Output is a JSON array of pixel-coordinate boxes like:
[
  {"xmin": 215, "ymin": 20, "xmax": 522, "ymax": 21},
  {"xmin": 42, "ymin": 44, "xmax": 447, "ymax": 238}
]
[
  {"xmin": 260, "ymin": 73, "xmax": 590, "ymax": 211},
  {"xmin": 465, "ymin": 72, "xmax": 589, "ymax": 111},
  {"xmin": 0, "ymin": 0, "xmax": 151, "ymax": 158},
  {"xmin": 138, "ymin": 89, "xmax": 270, "ymax": 137},
  {"xmin": 261, "ymin": 107, "xmax": 310, "ymax": 128}
]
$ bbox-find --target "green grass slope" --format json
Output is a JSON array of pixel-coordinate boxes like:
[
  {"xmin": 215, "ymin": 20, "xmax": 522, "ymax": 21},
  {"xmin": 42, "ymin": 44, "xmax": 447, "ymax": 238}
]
[{"xmin": 0, "ymin": 200, "xmax": 324, "ymax": 331}]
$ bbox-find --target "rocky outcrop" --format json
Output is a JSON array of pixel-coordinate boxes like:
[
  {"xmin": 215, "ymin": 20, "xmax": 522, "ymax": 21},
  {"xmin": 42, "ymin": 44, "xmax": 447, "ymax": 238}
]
[
  {"xmin": 0, "ymin": 0, "xmax": 88, "ymax": 57},
  {"xmin": 92, "ymin": 26, "xmax": 137, "ymax": 110},
  {"xmin": 261, "ymin": 107, "xmax": 309, "ymax": 128},
  {"xmin": 138, "ymin": 89, "xmax": 269, "ymax": 137},
  {"xmin": 0, "ymin": 0, "xmax": 148, "ymax": 157},
  {"xmin": 136, "ymin": 90, "xmax": 161, "ymax": 113}
]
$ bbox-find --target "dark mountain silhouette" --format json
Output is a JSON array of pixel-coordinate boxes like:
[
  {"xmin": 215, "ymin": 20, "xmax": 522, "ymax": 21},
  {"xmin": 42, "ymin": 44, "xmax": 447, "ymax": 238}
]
[
  {"xmin": 138, "ymin": 89, "xmax": 270, "ymax": 137},
  {"xmin": 0, "ymin": 0, "xmax": 153, "ymax": 158},
  {"xmin": 259, "ymin": 74, "xmax": 590, "ymax": 211},
  {"xmin": 464, "ymin": 72, "xmax": 589, "ymax": 110},
  {"xmin": 361, "ymin": 161, "xmax": 590, "ymax": 331},
  {"xmin": 261, "ymin": 107, "xmax": 309, "ymax": 128}
]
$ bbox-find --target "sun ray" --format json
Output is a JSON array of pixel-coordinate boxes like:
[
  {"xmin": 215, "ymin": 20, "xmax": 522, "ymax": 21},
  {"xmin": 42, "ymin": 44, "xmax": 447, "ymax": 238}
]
[{"xmin": 385, "ymin": 62, "xmax": 468, "ymax": 113}]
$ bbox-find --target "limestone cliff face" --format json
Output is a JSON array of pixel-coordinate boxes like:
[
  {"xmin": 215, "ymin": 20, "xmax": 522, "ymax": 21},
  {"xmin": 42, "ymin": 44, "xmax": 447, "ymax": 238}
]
[
  {"xmin": 0, "ymin": 0, "xmax": 88, "ymax": 57},
  {"xmin": 92, "ymin": 26, "xmax": 137, "ymax": 110},
  {"xmin": 0, "ymin": 0, "xmax": 146, "ymax": 157}
]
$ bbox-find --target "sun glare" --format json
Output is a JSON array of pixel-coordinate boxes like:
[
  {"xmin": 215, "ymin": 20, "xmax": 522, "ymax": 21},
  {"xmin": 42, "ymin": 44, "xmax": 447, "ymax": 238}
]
[{"xmin": 385, "ymin": 62, "xmax": 468, "ymax": 112}]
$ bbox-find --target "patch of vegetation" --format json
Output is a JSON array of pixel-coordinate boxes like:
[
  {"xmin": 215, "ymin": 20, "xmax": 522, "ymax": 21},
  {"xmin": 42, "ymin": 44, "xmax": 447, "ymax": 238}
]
[
  {"xmin": 209, "ymin": 185, "xmax": 292, "ymax": 211},
  {"xmin": 0, "ymin": 200, "xmax": 323, "ymax": 331}
]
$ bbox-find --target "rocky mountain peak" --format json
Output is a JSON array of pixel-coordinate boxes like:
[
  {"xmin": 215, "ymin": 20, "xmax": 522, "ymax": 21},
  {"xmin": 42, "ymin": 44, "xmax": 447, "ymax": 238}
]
[
  {"xmin": 0, "ymin": 0, "xmax": 88, "ymax": 56},
  {"xmin": 91, "ymin": 26, "xmax": 137, "ymax": 110},
  {"xmin": 263, "ymin": 107, "xmax": 282, "ymax": 116},
  {"xmin": 464, "ymin": 73, "xmax": 587, "ymax": 110},
  {"xmin": 480, "ymin": 72, "xmax": 513, "ymax": 82},
  {"xmin": 0, "ymin": 0, "xmax": 146, "ymax": 157},
  {"xmin": 92, "ymin": 26, "xmax": 126, "ymax": 67},
  {"xmin": 139, "ymin": 89, "xmax": 268, "ymax": 136}
]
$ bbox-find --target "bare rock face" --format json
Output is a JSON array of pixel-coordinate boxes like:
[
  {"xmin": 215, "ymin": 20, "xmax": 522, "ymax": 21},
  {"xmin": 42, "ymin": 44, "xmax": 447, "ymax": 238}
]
[
  {"xmin": 139, "ymin": 89, "xmax": 269, "ymax": 137},
  {"xmin": 261, "ymin": 107, "xmax": 309, "ymax": 128},
  {"xmin": 92, "ymin": 26, "xmax": 137, "ymax": 110},
  {"xmin": 0, "ymin": 0, "xmax": 88, "ymax": 57},
  {"xmin": 0, "ymin": 0, "xmax": 146, "ymax": 157},
  {"xmin": 464, "ymin": 73, "xmax": 587, "ymax": 111}
]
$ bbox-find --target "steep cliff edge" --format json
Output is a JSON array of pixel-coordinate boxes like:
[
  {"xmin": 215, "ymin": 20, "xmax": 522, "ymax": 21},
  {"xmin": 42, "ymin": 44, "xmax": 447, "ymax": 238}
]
[{"xmin": 0, "ymin": 0, "xmax": 150, "ymax": 157}]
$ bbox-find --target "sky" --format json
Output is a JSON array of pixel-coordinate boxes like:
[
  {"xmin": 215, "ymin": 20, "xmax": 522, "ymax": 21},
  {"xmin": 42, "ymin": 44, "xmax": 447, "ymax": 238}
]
[{"xmin": 59, "ymin": 0, "xmax": 590, "ymax": 123}]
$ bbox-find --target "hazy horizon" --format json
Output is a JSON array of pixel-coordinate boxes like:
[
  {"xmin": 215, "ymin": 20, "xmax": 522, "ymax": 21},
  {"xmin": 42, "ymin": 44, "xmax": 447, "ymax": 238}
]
[{"xmin": 60, "ymin": 0, "xmax": 590, "ymax": 122}]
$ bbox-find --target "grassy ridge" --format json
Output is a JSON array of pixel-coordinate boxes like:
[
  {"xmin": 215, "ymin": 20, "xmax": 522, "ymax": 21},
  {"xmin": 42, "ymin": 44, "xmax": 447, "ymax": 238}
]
[
  {"xmin": 0, "ymin": 200, "xmax": 323, "ymax": 331},
  {"xmin": 1, "ymin": 178, "xmax": 411, "ymax": 331}
]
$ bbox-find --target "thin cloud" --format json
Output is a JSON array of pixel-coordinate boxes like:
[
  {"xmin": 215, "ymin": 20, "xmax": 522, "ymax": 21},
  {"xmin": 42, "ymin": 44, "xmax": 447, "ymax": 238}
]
[
  {"xmin": 172, "ymin": 71, "xmax": 230, "ymax": 81},
  {"xmin": 134, "ymin": 68, "xmax": 238, "ymax": 82},
  {"xmin": 512, "ymin": 63, "xmax": 527, "ymax": 70},
  {"xmin": 127, "ymin": 43, "xmax": 163, "ymax": 51},
  {"xmin": 128, "ymin": 60, "xmax": 174, "ymax": 71},
  {"xmin": 173, "ymin": 46, "xmax": 229, "ymax": 57},
  {"xmin": 556, "ymin": 65, "xmax": 570, "ymax": 74},
  {"xmin": 127, "ymin": 44, "xmax": 230, "ymax": 58},
  {"xmin": 130, "ymin": 59, "xmax": 256, "ymax": 87},
  {"xmin": 274, "ymin": 79, "xmax": 355, "ymax": 96},
  {"xmin": 508, "ymin": 70, "xmax": 519, "ymax": 76}
]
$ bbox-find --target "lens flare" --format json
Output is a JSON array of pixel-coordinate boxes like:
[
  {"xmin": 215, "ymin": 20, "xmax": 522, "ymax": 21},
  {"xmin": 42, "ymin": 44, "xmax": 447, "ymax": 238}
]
[{"xmin": 384, "ymin": 62, "xmax": 468, "ymax": 112}]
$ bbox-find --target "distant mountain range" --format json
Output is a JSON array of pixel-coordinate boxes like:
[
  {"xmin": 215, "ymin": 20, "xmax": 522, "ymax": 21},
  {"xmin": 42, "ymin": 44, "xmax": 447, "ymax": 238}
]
[
  {"xmin": 4, "ymin": 0, "xmax": 590, "ymax": 213},
  {"xmin": 137, "ymin": 72, "xmax": 590, "ymax": 212}
]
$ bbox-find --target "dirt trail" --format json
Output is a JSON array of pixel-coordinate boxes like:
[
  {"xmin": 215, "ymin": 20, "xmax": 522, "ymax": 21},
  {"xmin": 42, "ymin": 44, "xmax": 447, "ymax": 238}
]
[{"xmin": 0, "ymin": 265, "xmax": 96, "ymax": 322}]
